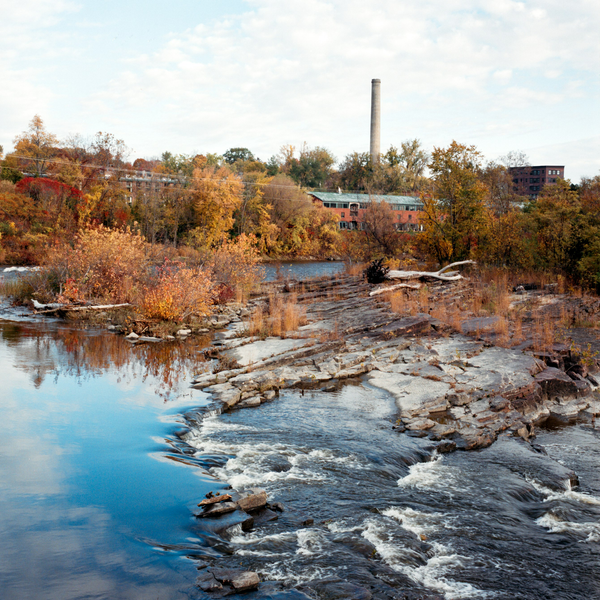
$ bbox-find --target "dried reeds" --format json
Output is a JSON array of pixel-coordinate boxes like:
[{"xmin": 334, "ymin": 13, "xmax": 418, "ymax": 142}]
[{"xmin": 245, "ymin": 292, "xmax": 306, "ymax": 339}]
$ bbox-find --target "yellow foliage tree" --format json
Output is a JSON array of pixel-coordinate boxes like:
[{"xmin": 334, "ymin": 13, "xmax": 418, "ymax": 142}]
[
  {"xmin": 189, "ymin": 166, "xmax": 243, "ymax": 249},
  {"xmin": 418, "ymin": 141, "xmax": 489, "ymax": 265},
  {"xmin": 11, "ymin": 115, "xmax": 59, "ymax": 177}
]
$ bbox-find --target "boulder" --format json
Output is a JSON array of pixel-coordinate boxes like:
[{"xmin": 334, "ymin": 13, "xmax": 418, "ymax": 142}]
[
  {"xmin": 200, "ymin": 501, "xmax": 238, "ymax": 517},
  {"xmin": 428, "ymin": 423, "xmax": 457, "ymax": 439},
  {"xmin": 535, "ymin": 367, "xmax": 581, "ymax": 400},
  {"xmin": 404, "ymin": 417, "xmax": 436, "ymax": 431},
  {"xmin": 209, "ymin": 568, "xmax": 260, "ymax": 592},
  {"xmin": 436, "ymin": 440, "xmax": 457, "ymax": 453},
  {"xmin": 196, "ymin": 572, "xmax": 223, "ymax": 592},
  {"xmin": 236, "ymin": 488, "xmax": 268, "ymax": 512},
  {"xmin": 240, "ymin": 396, "xmax": 261, "ymax": 407},
  {"xmin": 455, "ymin": 428, "xmax": 496, "ymax": 450},
  {"xmin": 198, "ymin": 494, "xmax": 232, "ymax": 507}
]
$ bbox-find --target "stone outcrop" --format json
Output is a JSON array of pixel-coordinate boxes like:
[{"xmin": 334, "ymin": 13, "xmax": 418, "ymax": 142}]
[{"xmin": 189, "ymin": 274, "xmax": 600, "ymax": 452}]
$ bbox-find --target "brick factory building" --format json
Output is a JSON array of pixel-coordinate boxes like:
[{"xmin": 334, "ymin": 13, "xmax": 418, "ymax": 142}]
[
  {"xmin": 310, "ymin": 192, "xmax": 424, "ymax": 231},
  {"xmin": 509, "ymin": 165, "xmax": 565, "ymax": 199}
]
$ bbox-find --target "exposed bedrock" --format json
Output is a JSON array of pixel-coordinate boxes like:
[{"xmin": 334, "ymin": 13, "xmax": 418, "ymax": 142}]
[{"xmin": 190, "ymin": 275, "xmax": 600, "ymax": 452}]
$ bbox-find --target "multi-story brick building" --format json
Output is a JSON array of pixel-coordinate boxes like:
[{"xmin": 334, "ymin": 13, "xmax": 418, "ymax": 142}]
[
  {"xmin": 310, "ymin": 192, "xmax": 424, "ymax": 231},
  {"xmin": 509, "ymin": 165, "xmax": 565, "ymax": 199}
]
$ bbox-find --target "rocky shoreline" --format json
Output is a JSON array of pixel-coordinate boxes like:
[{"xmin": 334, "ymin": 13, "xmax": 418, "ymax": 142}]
[
  {"xmin": 190, "ymin": 274, "xmax": 600, "ymax": 453},
  {"xmin": 184, "ymin": 272, "xmax": 599, "ymax": 598}
]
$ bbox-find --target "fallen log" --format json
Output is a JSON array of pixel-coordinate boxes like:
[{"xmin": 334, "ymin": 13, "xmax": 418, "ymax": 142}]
[
  {"xmin": 369, "ymin": 282, "xmax": 421, "ymax": 296},
  {"xmin": 369, "ymin": 260, "xmax": 476, "ymax": 296},
  {"xmin": 386, "ymin": 260, "xmax": 476, "ymax": 282},
  {"xmin": 33, "ymin": 301, "xmax": 131, "ymax": 314}
]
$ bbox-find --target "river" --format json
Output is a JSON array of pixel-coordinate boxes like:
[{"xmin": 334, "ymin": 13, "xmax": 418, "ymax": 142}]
[{"xmin": 1, "ymin": 268, "xmax": 599, "ymax": 599}]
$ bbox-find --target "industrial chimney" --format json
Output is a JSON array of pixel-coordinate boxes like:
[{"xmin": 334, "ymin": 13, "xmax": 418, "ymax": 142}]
[{"xmin": 370, "ymin": 78, "xmax": 381, "ymax": 162}]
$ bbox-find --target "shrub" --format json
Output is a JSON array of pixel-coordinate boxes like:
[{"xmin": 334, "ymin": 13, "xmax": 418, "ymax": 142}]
[
  {"xmin": 364, "ymin": 258, "xmax": 389, "ymax": 284},
  {"xmin": 208, "ymin": 234, "xmax": 265, "ymax": 300},
  {"xmin": 45, "ymin": 226, "xmax": 150, "ymax": 304},
  {"xmin": 140, "ymin": 261, "xmax": 213, "ymax": 321}
]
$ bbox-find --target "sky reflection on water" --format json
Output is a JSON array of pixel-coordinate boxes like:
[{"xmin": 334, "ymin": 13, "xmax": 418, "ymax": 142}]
[{"xmin": 0, "ymin": 321, "xmax": 218, "ymax": 600}]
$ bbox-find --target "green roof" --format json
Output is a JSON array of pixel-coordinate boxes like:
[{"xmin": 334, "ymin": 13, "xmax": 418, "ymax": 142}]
[{"xmin": 310, "ymin": 192, "xmax": 423, "ymax": 206}]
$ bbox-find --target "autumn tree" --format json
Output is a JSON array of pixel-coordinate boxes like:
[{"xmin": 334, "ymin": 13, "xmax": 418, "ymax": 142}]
[
  {"xmin": 234, "ymin": 173, "xmax": 278, "ymax": 252},
  {"xmin": 419, "ymin": 141, "xmax": 488, "ymax": 264},
  {"xmin": 278, "ymin": 144, "xmax": 335, "ymax": 189},
  {"xmin": 337, "ymin": 152, "xmax": 373, "ymax": 192},
  {"xmin": 261, "ymin": 174, "xmax": 314, "ymax": 254},
  {"xmin": 480, "ymin": 162, "xmax": 526, "ymax": 216},
  {"xmin": 10, "ymin": 115, "xmax": 59, "ymax": 177},
  {"xmin": 580, "ymin": 174, "xmax": 600, "ymax": 214},
  {"xmin": 361, "ymin": 200, "xmax": 407, "ymax": 257},
  {"xmin": 289, "ymin": 145, "xmax": 335, "ymax": 189},
  {"xmin": 187, "ymin": 166, "xmax": 243, "ymax": 249},
  {"xmin": 527, "ymin": 180, "xmax": 596, "ymax": 275},
  {"xmin": 385, "ymin": 139, "xmax": 430, "ymax": 192},
  {"xmin": 223, "ymin": 148, "xmax": 254, "ymax": 164}
]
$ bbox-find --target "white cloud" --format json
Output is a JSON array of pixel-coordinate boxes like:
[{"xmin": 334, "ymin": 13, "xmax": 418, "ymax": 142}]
[
  {"xmin": 0, "ymin": 2, "xmax": 80, "ymax": 143},
  {"xmin": 1, "ymin": 0, "xmax": 599, "ymax": 180}
]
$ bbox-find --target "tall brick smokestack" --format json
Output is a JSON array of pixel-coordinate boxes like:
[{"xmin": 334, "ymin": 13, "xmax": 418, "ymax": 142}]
[{"xmin": 370, "ymin": 78, "xmax": 381, "ymax": 162}]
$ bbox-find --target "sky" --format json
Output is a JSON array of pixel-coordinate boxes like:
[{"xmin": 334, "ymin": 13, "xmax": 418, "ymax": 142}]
[{"xmin": 1, "ymin": 0, "xmax": 599, "ymax": 182}]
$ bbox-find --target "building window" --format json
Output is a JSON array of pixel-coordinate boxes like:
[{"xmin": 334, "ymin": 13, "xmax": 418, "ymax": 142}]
[
  {"xmin": 341, "ymin": 212, "xmax": 345, "ymax": 218},
  {"xmin": 339, "ymin": 221, "xmax": 347, "ymax": 229}
]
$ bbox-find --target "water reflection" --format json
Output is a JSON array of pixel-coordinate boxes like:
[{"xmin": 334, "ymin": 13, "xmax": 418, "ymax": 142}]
[
  {"xmin": 2, "ymin": 322, "xmax": 210, "ymax": 401},
  {"xmin": 0, "ymin": 320, "xmax": 220, "ymax": 599}
]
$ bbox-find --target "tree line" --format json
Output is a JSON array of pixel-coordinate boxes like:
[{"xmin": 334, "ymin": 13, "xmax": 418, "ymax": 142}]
[{"xmin": 1, "ymin": 116, "xmax": 599, "ymax": 291}]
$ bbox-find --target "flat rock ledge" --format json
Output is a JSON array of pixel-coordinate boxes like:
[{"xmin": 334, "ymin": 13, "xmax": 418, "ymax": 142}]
[{"xmin": 190, "ymin": 275, "xmax": 600, "ymax": 452}]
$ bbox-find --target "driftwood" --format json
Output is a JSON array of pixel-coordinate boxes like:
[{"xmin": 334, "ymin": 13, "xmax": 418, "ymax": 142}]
[
  {"xmin": 32, "ymin": 300, "xmax": 131, "ymax": 314},
  {"xmin": 369, "ymin": 282, "xmax": 422, "ymax": 296},
  {"xmin": 369, "ymin": 260, "xmax": 475, "ymax": 296}
]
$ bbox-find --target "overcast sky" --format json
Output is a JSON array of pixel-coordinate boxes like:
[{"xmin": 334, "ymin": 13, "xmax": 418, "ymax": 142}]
[{"xmin": 1, "ymin": 0, "xmax": 598, "ymax": 181}]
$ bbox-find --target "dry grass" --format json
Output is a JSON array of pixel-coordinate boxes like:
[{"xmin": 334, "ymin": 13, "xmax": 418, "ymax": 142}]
[
  {"xmin": 343, "ymin": 261, "xmax": 365, "ymax": 276},
  {"xmin": 512, "ymin": 312, "xmax": 524, "ymax": 344},
  {"xmin": 389, "ymin": 291, "xmax": 405, "ymax": 313},
  {"xmin": 379, "ymin": 265, "xmax": 597, "ymax": 350},
  {"xmin": 532, "ymin": 315, "xmax": 557, "ymax": 353},
  {"xmin": 245, "ymin": 292, "xmax": 307, "ymax": 339},
  {"xmin": 494, "ymin": 316, "xmax": 510, "ymax": 347}
]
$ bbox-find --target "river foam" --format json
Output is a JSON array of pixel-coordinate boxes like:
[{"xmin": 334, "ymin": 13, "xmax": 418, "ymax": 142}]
[{"xmin": 361, "ymin": 515, "xmax": 492, "ymax": 600}]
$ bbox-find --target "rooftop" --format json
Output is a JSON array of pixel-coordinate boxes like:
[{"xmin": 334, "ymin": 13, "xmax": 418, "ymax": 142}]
[{"xmin": 310, "ymin": 191, "xmax": 423, "ymax": 206}]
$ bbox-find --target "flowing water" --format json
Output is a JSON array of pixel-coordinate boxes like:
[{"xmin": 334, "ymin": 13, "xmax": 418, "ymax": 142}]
[
  {"xmin": 1, "ymin": 267, "xmax": 600, "ymax": 599},
  {"xmin": 184, "ymin": 384, "xmax": 600, "ymax": 600}
]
